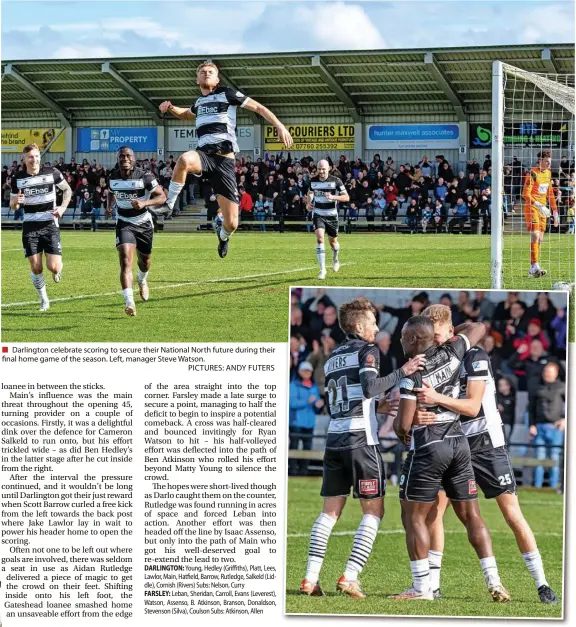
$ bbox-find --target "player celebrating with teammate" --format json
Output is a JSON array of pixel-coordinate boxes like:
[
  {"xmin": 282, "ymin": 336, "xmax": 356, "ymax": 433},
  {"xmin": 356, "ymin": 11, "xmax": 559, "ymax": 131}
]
[
  {"xmin": 307, "ymin": 160, "xmax": 349, "ymax": 280},
  {"xmin": 522, "ymin": 150, "xmax": 559, "ymax": 278},
  {"xmin": 392, "ymin": 316, "xmax": 510, "ymax": 602},
  {"xmin": 107, "ymin": 146, "xmax": 167, "ymax": 316},
  {"xmin": 300, "ymin": 299, "xmax": 425, "ymax": 599},
  {"xmin": 10, "ymin": 142, "xmax": 72, "ymax": 311},
  {"xmin": 159, "ymin": 61, "xmax": 293, "ymax": 259},
  {"xmin": 413, "ymin": 304, "xmax": 557, "ymax": 604}
]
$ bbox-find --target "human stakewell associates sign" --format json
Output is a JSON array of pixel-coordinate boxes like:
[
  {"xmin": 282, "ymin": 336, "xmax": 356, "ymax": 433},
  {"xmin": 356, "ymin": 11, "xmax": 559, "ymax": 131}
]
[
  {"xmin": 366, "ymin": 124, "xmax": 460, "ymax": 150},
  {"xmin": 77, "ymin": 127, "xmax": 157, "ymax": 152}
]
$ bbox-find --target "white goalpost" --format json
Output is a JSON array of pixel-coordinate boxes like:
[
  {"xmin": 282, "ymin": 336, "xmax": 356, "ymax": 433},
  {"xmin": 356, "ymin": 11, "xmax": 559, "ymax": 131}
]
[{"xmin": 491, "ymin": 60, "xmax": 575, "ymax": 291}]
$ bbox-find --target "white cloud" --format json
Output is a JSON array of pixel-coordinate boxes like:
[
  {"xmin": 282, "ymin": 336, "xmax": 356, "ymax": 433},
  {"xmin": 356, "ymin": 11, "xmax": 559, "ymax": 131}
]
[{"xmin": 520, "ymin": 4, "xmax": 575, "ymax": 43}]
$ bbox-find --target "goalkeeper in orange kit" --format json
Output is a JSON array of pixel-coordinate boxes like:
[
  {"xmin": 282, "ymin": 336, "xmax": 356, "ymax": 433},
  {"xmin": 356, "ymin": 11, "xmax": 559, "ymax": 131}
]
[{"xmin": 522, "ymin": 150, "xmax": 559, "ymax": 278}]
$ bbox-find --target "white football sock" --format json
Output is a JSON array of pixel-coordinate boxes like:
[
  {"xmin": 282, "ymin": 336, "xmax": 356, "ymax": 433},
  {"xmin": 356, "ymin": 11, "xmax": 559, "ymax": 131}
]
[
  {"xmin": 343, "ymin": 514, "xmax": 380, "ymax": 582},
  {"xmin": 411, "ymin": 559, "xmax": 430, "ymax": 594},
  {"xmin": 316, "ymin": 244, "xmax": 325, "ymax": 270},
  {"xmin": 122, "ymin": 287, "xmax": 134, "ymax": 306},
  {"xmin": 522, "ymin": 550, "xmax": 548, "ymax": 589},
  {"xmin": 428, "ymin": 550, "xmax": 443, "ymax": 591},
  {"xmin": 304, "ymin": 513, "xmax": 337, "ymax": 584},
  {"xmin": 166, "ymin": 181, "xmax": 184, "ymax": 209},
  {"xmin": 480, "ymin": 556, "xmax": 501, "ymax": 587},
  {"xmin": 30, "ymin": 273, "xmax": 48, "ymax": 302},
  {"xmin": 137, "ymin": 270, "xmax": 149, "ymax": 284}
]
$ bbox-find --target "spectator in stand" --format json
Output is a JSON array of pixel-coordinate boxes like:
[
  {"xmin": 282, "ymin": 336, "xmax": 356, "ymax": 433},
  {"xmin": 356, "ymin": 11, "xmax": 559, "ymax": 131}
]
[
  {"xmin": 3, "ymin": 176, "xmax": 12, "ymax": 209},
  {"xmin": 439, "ymin": 161, "xmax": 454, "ymax": 182},
  {"xmin": 479, "ymin": 187, "xmax": 491, "ymax": 233},
  {"xmin": 469, "ymin": 290, "xmax": 495, "ymax": 321},
  {"xmin": 529, "ymin": 362, "xmax": 565, "ymax": 489},
  {"xmin": 467, "ymin": 158, "xmax": 480, "ymax": 177},
  {"xmin": 483, "ymin": 154, "xmax": 492, "ymax": 171},
  {"xmin": 448, "ymin": 196, "xmax": 468, "ymax": 233},
  {"xmin": 90, "ymin": 186, "xmax": 103, "ymax": 231},
  {"xmin": 288, "ymin": 361, "xmax": 324, "ymax": 476},
  {"xmin": 419, "ymin": 155, "xmax": 433, "ymax": 180},
  {"xmin": 382, "ymin": 157, "xmax": 395, "ymax": 178},
  {"xmin": 503, "ymin": 165, "xmax": 514, "ymax": 214},
  {"xmin": 363, "ymin": 196, "xmax": 376, "ymax": 231},
  {"xmin": 377, "ymin": 292, "xmax": 427, "ymax": 364},
  {"xmin": 290, "ymin": 306, "xmax": 313, "ymax": 349},
  {"xmin": 483, "ymin": 334, "xmax": 504, "ymax": 379},
  {"xmin": 320, "ymin": 305, "xmax": 345, "ymax": 344},
  {"xmin": 356, "ymin": 179, "xmax": 371, "ymax": 205},
  {"xmin": 74, "ymin": 176, "xmax": 90, "ymax": 219},
  {"xmin": 494, "ymin": 291, "xmax": 528, "ymax": 329},
  {"xmin": 373, "ymin": 188, "xmax": 386, "ymax": 217},
  {"xmin": 501, "ymin": 301, "xmax": 528, "ymax": 357},
  {"xmin": 496, "ymin": 376, "xmax": 517, "ymax": 443},
  {"xmin": 511, "ymin": 156, "xmax": 523, "ymax": 199},
  {"xmin": 254, "ymin": 193, "xmax": 267, "ymax": 231},
  {"xmin": 420, "ymin": 203, "xmax": 432, "ymax": 233},
  {"xmin": 345, "ymin": 201, "xmax": 359, "ymax": 233},
  {"xmin": 238, "ymin": 187, "xmax": 253, "ymax": 223},
  {"xmin": 468, "ymin": 194, "xmax": 480, "ymax": 234},
  {"xmin": 79, "ymin": 190, "xmax": 93, "ymax": 219},
  {"xmin": 434, "ymin": 177, "xmax": 448, "ymax": 202},
  {"xmin": 508, "ymin": 337, "xmax": 550, "ymax": 392},
  {"xmin": 432, "ymin": 198, "xmax": 446, "ymax": 233},
  {"xmin": 456, "ymin": 171, "xmax": 468, "ymax": 196},
  {"xmin": 550, "ymin": 307, "xmax": 567, "ymax": 359},
  {"xmin": 306, "ymin": 332, "xmax": 336, "ymax": 395},
  {"xmin": 375, "ymin": 330, "xmax": 396, "ymax": 373},
  {"xmin": 525, "ymin": 292, "xmax": 556, "ymax": 330},
  {"xmin": 385, "ymin": 198, "xmax": 399, "ymax": 222},
  {"xmin": 385, "ymin": 180, "xmax": 398, "ymax": 204},
  {"xmin": 273, "ymin": 192, "xmax": 285, "ymax": 233},
  {"xmin": 405, "ymin": 198, "xmax": 419, "ymax": 233},
  {"xmin": 396, "ymin": 164, "xmax": 412, "ymax": 197}
]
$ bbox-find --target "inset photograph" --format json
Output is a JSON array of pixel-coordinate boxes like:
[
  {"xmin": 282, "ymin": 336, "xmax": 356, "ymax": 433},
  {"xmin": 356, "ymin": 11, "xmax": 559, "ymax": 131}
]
[{"xmin": 286, "ymin": 287, "xmax": 567, "ymax": 618}]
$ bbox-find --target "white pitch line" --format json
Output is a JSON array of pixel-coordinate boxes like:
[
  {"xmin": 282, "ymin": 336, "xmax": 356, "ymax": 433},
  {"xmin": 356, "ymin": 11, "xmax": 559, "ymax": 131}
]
[
  {"xmin": 287, "ymin": 528, "xmax": 563, "ymax": 539},
  {"xmin": 1, "ymin": 264, "xmax": 353, "ymax": 308}
]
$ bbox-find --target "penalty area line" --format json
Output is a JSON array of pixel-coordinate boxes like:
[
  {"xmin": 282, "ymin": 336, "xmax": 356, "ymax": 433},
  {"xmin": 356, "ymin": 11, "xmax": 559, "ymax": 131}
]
[{"xmin": 1, "ymin": 264, "xmax": 354, "ymax": 309}]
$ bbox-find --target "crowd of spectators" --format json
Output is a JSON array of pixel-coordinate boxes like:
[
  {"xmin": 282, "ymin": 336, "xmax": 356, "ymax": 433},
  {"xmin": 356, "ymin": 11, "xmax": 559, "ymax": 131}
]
[
  {"xmin": 289, "ymin": 289, "xmax": 567, "ymax": 488},
  {"xmin": 2, "ymin": 151, "xmax": 574, "ymax": 234}
]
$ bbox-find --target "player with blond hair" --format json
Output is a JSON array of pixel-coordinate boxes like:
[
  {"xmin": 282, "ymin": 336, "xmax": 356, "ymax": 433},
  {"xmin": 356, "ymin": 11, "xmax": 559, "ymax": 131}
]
[
  {"xmin": 10, "ymin": 142, "xmax": 72, "ymax": 311},
  {"xmin": 413, "ymin": 303, "xmax": 557, "ymax": 604},
  {"xmin": 522, "ymin": 150, "xmax": 559, "ymax": 278},
  {"xmin": 159, "ymin": 61, "xmax": 293, "ymax": 259}
]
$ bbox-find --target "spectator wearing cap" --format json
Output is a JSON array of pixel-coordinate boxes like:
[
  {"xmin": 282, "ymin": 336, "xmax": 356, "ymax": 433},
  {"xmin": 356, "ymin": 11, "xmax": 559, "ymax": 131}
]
[
  {"xmin": 529, "ymin": 362, "xmax": 565, "ymax": 489},
  {"xmin": 289, "ymin": 361, "xmax": 324, "ymax": 476}
]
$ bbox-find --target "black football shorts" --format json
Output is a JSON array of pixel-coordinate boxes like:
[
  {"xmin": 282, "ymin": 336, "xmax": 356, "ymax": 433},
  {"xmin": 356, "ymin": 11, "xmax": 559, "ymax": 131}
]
[
  {"xmin": 116, "ymin": 219, "xmax": 154, "ymax": 256},
  {"xmin": 313, "ymin": 213, "xmax": 339, "ymax": 238},
  {"xmin": 321, "ymin": 445, "xmax": 385, "ymax": 500},
  {"xmin": 399, "ymin": 436, "xmax": 478, "ymax": 503},
  {"xmin": 22, "ymin": 220, "xmax": 62, "ymax": 258},
  {"xmin": 472, "ymin": 446, "xmax": 518, "ymax": 499},
  {"xmin": 197, "ymin": 150, "xmax": 239, "ymax": 205}
]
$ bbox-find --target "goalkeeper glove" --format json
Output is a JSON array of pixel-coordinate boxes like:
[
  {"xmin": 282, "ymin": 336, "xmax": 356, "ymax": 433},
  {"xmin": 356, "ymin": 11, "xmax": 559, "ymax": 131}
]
[{"xmin": 533, "ymin": 201, "xmax": 551, "ymax": 218}]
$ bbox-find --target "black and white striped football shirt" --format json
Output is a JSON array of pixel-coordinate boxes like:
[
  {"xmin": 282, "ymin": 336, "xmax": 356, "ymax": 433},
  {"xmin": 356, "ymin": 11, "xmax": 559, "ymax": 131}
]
[
  {"xmin": 458, "ymin": 347, "xmax": 505, "ymax": 452},
  {"xmin": 11, "ymin": 166, "xmax": 67, "ymax": 222},
  {"xmin": 108, "ymin": 167, "xmax": 159, "ymax": 226},
  {"xmin": 323, "ymin": 336, "xmax": 406, "ymax": 451},
  {"xmin": 399, "ymin": 334, "xmax": 471, "ymax": 450},
  {"xmin": 310, "ymin": 174, "xmax": 346, "ymax": 217},
  {"xmin": 191, "ymin": 85, "xmax": 248, "ymax": 155}
]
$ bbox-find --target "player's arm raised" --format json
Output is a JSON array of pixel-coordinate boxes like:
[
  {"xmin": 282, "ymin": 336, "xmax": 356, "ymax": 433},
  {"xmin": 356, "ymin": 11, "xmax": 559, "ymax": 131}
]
[
  {"xmin": 241, "ymin": 98, "xmax": 293, "ymax": 148},
  {"xmin": 159, "ymin": 101, "xmax": 195, "ymax": 121}
]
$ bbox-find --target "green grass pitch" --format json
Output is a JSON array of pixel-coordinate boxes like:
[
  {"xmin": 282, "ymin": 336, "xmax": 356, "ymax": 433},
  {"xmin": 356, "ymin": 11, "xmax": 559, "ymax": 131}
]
[
  {"xmin": 285, "ymin": 478, "xmax": 564, "ymax": 618},
  {"xmin": 1, "ymin": 230, "xmax": 571, "ymax": 342}
]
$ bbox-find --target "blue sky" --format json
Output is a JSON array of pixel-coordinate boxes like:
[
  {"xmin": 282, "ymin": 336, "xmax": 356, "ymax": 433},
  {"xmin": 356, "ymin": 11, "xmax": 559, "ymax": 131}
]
[{"xmin": 2, "ymin": 0, "xmax": 574, "ymax": 60}]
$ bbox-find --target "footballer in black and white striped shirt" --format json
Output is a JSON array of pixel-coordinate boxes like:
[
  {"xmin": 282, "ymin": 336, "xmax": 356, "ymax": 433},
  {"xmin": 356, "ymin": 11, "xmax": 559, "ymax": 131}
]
[
  {"xmin": 10, "ymin": 142, "xmax": 72, "ymax": 312},
  {"xmin": 307, "ymin": 160, "xmax": 349, "ymax": 280},
  {"xmin": 159, "ymin": 61, "xmax": 293, "ymax": 259},
  {"xmin": 107, "ymin": 146, "xmax": 167, "ymax": 317}
]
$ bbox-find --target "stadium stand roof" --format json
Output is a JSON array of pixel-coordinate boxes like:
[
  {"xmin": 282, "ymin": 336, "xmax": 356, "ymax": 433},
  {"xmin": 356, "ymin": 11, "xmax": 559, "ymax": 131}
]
[{"xmin": 2, "ymin": 44, "xmax": 574, "ymax": 123}]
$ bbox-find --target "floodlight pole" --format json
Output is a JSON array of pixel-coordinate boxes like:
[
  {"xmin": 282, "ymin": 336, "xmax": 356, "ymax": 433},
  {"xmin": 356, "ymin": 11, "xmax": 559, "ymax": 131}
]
[{"xmin": 491, "ymin": 61, "xmax": 504, "ymax": 290}]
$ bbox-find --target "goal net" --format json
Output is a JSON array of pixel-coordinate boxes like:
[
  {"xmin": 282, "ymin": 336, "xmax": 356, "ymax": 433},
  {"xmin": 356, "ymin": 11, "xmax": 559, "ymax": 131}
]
[{"xmin": 491, "ymin": 61, "xmax": 575, "ymax": 292}]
